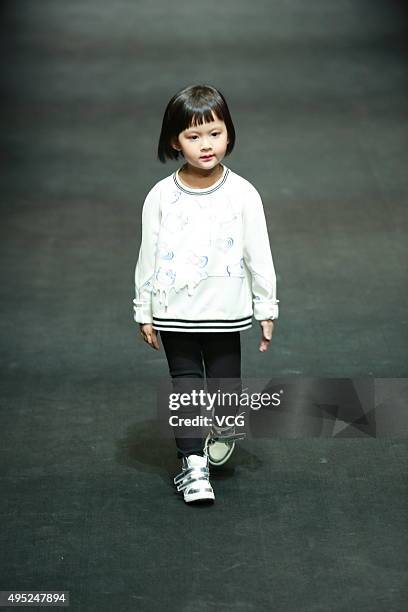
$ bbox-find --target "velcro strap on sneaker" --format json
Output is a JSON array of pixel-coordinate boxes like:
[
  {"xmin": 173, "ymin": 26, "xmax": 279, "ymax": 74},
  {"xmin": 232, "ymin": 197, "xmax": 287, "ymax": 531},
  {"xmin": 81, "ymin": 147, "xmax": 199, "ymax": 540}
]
[
  {"xmin": 174, "ymin": 473, "xmax": 210, "ymax": 492},
  {"xmin": 173, "ymin": 466, "xmax": 210, "ymax": 491}
]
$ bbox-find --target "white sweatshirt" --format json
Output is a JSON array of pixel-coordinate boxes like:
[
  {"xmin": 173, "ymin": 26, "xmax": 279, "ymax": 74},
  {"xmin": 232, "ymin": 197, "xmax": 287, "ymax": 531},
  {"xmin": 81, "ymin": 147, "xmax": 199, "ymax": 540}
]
[{"xmin": 132, "ymin": 163, "xmax": 279, "ymax": 332}]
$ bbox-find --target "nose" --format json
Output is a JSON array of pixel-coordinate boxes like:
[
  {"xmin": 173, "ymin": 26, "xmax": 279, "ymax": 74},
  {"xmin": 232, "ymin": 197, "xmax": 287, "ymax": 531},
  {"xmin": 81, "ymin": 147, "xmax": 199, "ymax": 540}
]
[{"xmin": 200, "ymin": 136, "xmax": 212, "ymax": 151}]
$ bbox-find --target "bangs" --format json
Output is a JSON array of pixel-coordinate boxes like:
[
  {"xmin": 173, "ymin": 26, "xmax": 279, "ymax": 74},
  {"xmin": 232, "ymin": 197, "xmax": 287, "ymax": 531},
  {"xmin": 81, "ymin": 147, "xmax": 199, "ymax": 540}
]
[{"xmin": 187, "ymin": 108, "xmax": 224, "ymax": 129}]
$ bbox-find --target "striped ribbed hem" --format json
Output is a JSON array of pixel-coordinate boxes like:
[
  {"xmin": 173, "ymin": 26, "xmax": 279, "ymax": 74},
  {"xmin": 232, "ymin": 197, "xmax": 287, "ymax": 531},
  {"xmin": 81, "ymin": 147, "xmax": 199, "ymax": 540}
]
[{"xmin": 152, "ymin": 314, "xmax": 252, "ymax": 333}]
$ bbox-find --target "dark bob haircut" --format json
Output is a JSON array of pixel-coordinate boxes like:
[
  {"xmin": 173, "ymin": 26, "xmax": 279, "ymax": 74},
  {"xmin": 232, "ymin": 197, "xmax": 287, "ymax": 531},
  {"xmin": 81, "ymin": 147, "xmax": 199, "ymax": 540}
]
[{"xmin": 157, "ymin": 84, "xmax": 236, "ymax": 163}]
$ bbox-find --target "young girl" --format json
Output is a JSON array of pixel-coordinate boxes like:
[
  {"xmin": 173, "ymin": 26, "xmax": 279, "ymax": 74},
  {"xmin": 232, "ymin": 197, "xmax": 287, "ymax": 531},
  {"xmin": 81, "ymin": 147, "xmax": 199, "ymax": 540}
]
[{"xmin": 133, "ymin": 84, "xmax": 279, "ymax": 504}]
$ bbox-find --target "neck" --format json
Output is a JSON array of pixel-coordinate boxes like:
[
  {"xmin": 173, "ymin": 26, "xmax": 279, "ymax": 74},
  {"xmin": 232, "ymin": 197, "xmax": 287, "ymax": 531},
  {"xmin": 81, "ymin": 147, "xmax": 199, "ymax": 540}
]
[{"xmin": 180, "ymin": 162, "xmax": 223, "ymax": 181}]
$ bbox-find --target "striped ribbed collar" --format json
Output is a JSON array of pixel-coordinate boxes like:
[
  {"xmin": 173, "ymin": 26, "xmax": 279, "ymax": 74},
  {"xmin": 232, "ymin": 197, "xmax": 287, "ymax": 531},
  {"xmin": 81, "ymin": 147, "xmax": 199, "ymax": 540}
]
[{"xmin": 173, "ymin": 164, "xmax": 230, "ymax": 195}]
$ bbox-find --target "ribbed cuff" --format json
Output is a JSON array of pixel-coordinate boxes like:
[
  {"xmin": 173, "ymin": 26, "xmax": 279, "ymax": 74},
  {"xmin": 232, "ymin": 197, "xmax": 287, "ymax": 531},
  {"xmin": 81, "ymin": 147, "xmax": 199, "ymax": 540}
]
[
  {"xmin": 132, "ymin": 298, "xmax": 153, "ymax": 324},
  {"xmin": 253, "ymin": 299, "xmax": 279, "ymax": 321}
]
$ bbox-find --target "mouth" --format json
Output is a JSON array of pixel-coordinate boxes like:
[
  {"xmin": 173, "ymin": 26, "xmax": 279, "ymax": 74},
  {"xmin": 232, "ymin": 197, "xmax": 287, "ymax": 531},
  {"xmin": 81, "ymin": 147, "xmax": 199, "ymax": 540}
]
[{"xmin": 200, "ymin": 155, "xmax": 214, "ymax": 160}]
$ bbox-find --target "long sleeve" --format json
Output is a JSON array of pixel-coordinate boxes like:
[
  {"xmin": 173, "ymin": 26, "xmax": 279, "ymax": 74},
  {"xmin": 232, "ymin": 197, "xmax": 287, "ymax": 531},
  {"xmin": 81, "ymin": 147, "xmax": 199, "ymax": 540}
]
[
  {"xmin": 242, "ymin": 185, "xmax": 279, "ymax": 320},
  {"xmin": 132, "ymin": 183, "xmax": 161, "ymax": 324}
]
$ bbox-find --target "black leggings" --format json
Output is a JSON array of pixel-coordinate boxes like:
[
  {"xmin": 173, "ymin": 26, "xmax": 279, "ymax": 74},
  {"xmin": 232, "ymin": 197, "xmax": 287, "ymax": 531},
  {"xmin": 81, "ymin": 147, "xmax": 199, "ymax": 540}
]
[{"xmin": 160, "ymin": 331, "xmax": 242, "ymax": 459}]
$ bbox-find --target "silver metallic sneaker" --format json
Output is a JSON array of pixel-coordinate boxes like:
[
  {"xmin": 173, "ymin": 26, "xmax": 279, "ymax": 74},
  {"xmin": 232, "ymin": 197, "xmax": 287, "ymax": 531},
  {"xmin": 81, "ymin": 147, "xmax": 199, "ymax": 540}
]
[
  {"xmin": 204, "ymin": 419, "xmax": 246, "ymax": 466},
  {"xmin": 173, "ymin": 449, "xmax": 215, "ymax": 503}
]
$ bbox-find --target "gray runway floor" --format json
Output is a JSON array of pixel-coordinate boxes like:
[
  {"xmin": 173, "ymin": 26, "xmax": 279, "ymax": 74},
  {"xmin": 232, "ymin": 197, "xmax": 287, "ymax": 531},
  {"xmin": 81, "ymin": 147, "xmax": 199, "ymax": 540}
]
[{"xmin": 1, "ymin": 1, "xmax": 407, "ymax": 610}]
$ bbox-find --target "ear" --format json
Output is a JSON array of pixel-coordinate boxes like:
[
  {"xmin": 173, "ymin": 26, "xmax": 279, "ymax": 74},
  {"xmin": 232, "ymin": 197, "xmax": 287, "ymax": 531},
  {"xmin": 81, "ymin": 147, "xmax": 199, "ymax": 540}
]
[{"xmin": 171, "ymin": 138, "xmax": 181, "ymax": 151}]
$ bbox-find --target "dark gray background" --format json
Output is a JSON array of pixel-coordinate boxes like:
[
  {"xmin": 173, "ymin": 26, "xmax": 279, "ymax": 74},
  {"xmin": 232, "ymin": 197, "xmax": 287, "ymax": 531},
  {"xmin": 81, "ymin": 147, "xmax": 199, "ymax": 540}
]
[{"xmin": 1, "ymin": 1, "xmax": 407, "ymax": 611}]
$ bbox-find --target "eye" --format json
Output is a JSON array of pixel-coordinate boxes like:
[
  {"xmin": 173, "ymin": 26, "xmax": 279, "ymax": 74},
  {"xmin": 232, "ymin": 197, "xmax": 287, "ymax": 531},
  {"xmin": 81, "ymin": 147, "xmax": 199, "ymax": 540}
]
[{"xmin": 211, "ymin": 132, "xmax": 221, "ymax": 136}]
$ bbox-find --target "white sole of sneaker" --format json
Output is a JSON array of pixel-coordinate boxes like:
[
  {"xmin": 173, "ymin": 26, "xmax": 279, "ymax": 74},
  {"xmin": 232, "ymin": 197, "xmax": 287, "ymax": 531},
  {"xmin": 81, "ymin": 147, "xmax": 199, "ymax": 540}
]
[{"xmin": 184, "ymin": 490, "xmax": 215, "ymax": 503}]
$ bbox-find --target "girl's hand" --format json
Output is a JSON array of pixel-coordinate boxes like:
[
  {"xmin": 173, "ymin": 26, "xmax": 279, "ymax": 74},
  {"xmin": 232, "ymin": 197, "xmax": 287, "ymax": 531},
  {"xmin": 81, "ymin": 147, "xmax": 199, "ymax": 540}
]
[
  {"xmin": 259, "ymin": 320, "xmax": 274, "ymax": 352},
  {"xmin": 139, "ymin": 323, "xmax": 160, "ymax": 350}
]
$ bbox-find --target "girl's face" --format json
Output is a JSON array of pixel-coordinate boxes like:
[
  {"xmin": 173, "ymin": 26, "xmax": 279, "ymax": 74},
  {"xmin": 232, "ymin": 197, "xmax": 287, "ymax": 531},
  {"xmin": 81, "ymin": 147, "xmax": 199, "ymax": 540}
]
[{"xmin": 172, "ymin": 112, "xmax": 230, "ymax": 171}]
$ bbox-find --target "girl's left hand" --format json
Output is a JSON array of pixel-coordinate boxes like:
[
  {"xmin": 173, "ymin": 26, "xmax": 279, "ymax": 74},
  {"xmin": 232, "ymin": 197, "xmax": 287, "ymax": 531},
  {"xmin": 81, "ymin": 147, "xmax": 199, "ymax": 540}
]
[{"xmin": 259, "ymin": 320, "xmax": 274, "ymax": 352}]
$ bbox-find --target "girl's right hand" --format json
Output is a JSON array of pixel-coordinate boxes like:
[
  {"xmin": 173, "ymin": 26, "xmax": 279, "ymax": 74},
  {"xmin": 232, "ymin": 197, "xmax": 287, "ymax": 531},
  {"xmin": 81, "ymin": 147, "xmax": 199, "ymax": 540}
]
[{"xmin": 139, "ymin": 323, "xmax": 160, "ymax": 350}]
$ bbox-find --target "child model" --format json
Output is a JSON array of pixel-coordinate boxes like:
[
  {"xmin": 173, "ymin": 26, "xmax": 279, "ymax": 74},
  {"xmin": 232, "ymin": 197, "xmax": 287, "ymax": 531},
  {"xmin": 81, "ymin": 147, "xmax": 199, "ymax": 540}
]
[{"xmin": 133, "ymin": 84, "xmax": 279, "ymax": 504}]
